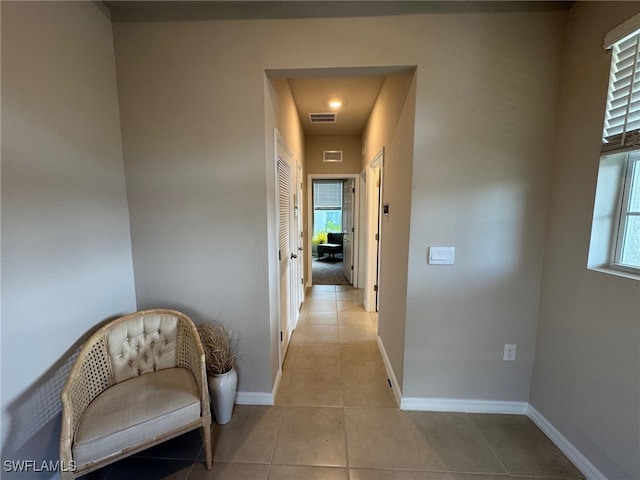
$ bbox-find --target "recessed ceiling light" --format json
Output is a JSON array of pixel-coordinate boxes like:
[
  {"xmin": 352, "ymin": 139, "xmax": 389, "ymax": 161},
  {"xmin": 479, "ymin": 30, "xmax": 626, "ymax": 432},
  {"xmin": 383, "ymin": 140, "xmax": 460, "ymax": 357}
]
[{"xmin": 329, "ymin": 100, "xmax": 342, "ymax": 109}]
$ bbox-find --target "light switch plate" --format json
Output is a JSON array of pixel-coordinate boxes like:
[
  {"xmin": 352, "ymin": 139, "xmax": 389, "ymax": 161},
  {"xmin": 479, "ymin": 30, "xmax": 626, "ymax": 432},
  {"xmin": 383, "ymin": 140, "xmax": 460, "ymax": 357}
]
[{"xmin": 428, "ymin": 246, "xmax": 455, "ymax": 265}]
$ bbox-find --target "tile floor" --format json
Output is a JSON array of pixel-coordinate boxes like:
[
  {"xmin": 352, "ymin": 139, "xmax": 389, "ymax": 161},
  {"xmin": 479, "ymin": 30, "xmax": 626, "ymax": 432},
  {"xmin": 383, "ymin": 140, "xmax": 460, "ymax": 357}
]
[{"xmin": 83, "ymin": 285, "xmax": 584, "ymax": 480}]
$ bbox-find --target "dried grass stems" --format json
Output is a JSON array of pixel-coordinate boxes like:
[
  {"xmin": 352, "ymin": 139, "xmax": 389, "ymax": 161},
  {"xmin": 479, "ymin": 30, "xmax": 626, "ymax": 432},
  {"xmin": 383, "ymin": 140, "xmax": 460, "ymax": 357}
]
[{"xmin": 197, "ymin": 321, "xmax": 237, "ymax": 375}]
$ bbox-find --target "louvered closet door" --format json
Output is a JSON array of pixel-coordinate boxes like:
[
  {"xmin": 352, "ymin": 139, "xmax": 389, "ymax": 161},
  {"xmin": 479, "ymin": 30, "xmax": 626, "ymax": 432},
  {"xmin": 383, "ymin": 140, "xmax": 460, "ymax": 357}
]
[
  {"xmin": 278, "ymin": 157, "xmax": 291, "ymax": 266},
  {"xmin": 277, "ymin": 138, "xmax": 294, "ymax": 358}
]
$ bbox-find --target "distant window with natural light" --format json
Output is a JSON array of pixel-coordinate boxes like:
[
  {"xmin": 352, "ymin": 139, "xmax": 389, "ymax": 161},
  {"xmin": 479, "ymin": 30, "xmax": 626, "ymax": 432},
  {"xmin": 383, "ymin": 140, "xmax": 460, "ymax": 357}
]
[
  {"xmin": 312, "ymin": 181, "xmax": 343, "ymax": 244},
  {"xmin": 589, "ymin": 15, "xmax": 640, "ymax": 275}
]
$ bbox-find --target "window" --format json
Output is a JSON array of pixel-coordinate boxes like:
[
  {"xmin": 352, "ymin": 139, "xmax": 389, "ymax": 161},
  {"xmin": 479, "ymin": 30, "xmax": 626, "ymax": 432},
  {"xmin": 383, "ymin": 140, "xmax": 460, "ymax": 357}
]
[
  {"xmin": 613, "ymin": 153, "xmax": 640, "ymax": 270},
  {"xmin": 312, "ymin": 181, "xmax": 343, "ymax": 238},
  {"xmin": 589, "ymin": 15, "xmax": 640, "ymax": 275}
]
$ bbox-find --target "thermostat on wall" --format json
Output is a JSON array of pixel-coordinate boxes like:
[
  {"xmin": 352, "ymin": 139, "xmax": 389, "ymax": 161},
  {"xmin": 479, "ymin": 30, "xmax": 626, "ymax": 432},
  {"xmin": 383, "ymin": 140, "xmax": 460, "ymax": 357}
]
[{"xmin": 428, "ymin": 246, "xmax": 455, "ymax": 265}]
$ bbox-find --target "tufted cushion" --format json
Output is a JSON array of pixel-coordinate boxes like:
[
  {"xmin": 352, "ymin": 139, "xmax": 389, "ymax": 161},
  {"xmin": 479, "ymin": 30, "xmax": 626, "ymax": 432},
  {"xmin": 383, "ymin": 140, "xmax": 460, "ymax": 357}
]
[
  {"xmin": 72, "ymin": 367, "xmax": 200, "ymax": 465},
  {"xmin": 107, "ymin": 313, "xmax": 178, "ymax": 383}
]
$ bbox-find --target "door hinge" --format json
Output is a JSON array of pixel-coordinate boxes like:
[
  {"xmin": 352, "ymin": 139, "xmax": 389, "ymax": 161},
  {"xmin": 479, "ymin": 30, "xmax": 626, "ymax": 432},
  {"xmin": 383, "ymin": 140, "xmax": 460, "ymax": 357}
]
[
  {"xmin": 301, "ymin": 278, "xmax": 304, "ymax": 285},
  {"xmin": 352, "ymin": 227, "xmax": 355, "ymax": 233},
  {"xmin": 375, "ymin": 233, "xmax": 379, "ymax": 241},
  {"xmin": 374, "ymin": 285, "xmax": 378, "ymax": 292},
  {"xmin": 280, "ymin": 331, "xmax": 283, "ymax": 342},
  {"xmin": 351, "ymin": 265, "xmax": 354, "ymax": 270},
  {"xmin": 352, "ymin": 187, "xmax": 355, "ymax": 193},
  {"xmin": 278, "ymin": 250, "xmax": 282, "ymax": 261}
]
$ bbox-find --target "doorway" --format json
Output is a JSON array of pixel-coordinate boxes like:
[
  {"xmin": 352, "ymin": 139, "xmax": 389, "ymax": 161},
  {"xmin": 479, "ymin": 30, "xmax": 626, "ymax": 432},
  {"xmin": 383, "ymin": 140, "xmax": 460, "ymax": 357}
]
[
  {"xmin": 364, "ymin": 148, "xmax": 384, "ymax": 312},
  {"xmin": 266, "ymin": 66, "xmax": 416, "ymax": 407},
  {"xmin": 308, "ymin": 174, "xmax": 359, "ymax": 288}
]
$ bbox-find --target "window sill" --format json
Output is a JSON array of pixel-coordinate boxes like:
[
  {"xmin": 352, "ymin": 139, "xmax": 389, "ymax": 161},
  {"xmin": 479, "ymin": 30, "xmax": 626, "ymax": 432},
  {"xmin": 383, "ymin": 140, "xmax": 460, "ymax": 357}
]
[{"xmin": 588, "ymin": 265, "xmax": 640, "ymax": 281}]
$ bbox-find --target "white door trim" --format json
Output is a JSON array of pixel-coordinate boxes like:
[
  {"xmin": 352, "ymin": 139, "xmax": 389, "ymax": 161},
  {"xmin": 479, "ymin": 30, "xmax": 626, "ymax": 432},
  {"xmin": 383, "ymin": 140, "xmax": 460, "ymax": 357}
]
[
  {"xmin": 307, "ymin": 173, "xmax": 360, "ymax": 288},
  {"xmin": 364, "ymin": 148, "xmax": 384, "ymax": 312},
  {"xmin": 295, "ymin": 161, "xmax": 305, "ymax": 314}
]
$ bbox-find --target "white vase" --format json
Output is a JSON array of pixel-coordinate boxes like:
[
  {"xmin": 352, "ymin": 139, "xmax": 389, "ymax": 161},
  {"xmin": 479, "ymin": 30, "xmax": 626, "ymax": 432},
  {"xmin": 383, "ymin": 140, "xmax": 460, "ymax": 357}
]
[{"xmin": 208, "ymin": 367, "xmax": 237, "ymax": 425}]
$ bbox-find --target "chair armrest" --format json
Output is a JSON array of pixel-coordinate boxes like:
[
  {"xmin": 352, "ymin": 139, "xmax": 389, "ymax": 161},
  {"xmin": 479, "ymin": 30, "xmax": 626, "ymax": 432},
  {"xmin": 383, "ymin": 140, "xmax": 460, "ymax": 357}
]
[
  {"xmin": 176, "ymin": 315, "xmax": 210, "ymax": 416},
  {"xmin": 60, "ymin": 335, "xmax": 114, "ymax": 465}
]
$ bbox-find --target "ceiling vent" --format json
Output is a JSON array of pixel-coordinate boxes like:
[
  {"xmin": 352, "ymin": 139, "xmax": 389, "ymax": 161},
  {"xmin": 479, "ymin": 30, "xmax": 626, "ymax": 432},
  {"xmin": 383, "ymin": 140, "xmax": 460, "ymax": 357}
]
[
  {"xmin": 309, "ymin": 113, "xmax": 337, "ymax": 123},
  {"xmin": 323, "ymin": 150, "xmax": 343, "ymax": 163}
]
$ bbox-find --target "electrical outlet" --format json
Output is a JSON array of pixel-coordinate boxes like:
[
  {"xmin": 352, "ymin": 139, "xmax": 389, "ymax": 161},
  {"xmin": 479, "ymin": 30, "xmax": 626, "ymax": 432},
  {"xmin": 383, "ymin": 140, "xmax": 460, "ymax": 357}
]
[{"xmin": 503, "ymin": 344, "xmax": 517, "ymax": 361}]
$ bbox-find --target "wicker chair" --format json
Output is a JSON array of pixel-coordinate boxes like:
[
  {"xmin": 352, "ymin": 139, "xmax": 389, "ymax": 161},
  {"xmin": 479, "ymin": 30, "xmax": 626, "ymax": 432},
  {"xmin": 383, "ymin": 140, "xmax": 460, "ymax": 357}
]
[{"xmin": 60, "ymin": 309, "xmax": 212, "ymax": 479}]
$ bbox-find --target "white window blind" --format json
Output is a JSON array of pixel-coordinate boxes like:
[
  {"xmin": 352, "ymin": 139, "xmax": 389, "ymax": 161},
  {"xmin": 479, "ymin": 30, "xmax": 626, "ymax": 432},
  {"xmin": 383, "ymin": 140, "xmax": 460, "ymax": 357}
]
[
  {"xmin": 602, "ymin": 30, "xmax": 640, "ymax": 152},
  {"xmin": 313, "ymin": 181, "xmax": 342, "ymax": 209}
]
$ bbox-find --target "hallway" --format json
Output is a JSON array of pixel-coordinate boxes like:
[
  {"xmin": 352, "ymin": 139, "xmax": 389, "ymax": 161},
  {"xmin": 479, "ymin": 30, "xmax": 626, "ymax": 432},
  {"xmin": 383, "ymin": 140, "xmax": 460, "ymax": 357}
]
[{"xmin": 276, "ymin": 285, "xmax": 393, "ymax": 407}]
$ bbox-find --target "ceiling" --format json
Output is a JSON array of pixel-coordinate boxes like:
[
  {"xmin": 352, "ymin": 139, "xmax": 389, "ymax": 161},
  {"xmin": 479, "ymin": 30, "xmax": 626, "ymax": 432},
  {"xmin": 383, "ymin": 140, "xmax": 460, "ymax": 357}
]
[
  {"xmin": 105, "ymin": 2, "xmax": 573, "ymax": 23},
  {"xmin": 287, "ymin": 76, "xmax": 386, "ymax": 136}
]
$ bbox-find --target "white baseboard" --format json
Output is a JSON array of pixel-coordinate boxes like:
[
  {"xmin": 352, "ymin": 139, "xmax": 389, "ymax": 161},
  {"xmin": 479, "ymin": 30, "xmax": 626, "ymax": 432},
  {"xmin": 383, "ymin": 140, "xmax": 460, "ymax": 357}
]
[
  {"xmin": 235, "ymin": 391, "xmax": 274, "ymax": 406},
  {"xmin": 235, "ymin": 391, "xmax": 274, "ymax": 405},
  {"xmin": 527, "ymin": 405, "xmax": 607, "ymax": 480},
  {"xmin": 376, "ymin": 336, "xmax": 402, "ymax": 407},
  {"xmin": 235, "ymin": 369, "xmax": 281, "ymax": 406},
  {"xmin": 400, "ymin": 397, "xmax": 528, "ymax": 414}
]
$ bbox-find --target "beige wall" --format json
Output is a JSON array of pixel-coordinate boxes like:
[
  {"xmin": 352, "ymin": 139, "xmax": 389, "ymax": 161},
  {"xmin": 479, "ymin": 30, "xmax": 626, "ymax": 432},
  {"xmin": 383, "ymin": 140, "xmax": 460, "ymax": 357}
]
[
  {"xmin": 112, "ymin": 10, "xmax": 565, "ymax": 406},
  {"xmin": 114, "ymin": 20, "xmax": 276, "ymax": 394},
  {"xmin": 266, "ymin": 77, "xmax": 305, "ymax": 164},
  {"xmin": 403, "ymin": 11, "xmax": 563, "ymax": 402},
  {"xmin": 531, "ymin": 3, "xmax": 640, "ymax": 479},
  {"xmin": 362, "ymin": 73, "xmax": 417, "ymax": 390},
  {"xmin": 305, "ymin": 135, "xmax": 362, "ymax": 175},
  {"xmin": 1, "ymin": 0, "xmax": 137, "ymax": 464}
]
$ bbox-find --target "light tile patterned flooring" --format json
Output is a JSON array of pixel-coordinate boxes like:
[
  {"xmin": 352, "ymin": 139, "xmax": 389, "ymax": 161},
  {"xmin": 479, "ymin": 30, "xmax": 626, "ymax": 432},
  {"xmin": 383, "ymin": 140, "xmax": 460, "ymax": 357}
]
[{"xmin": 83, "ymin": 285, "xmax": 584, "ymax": 480}]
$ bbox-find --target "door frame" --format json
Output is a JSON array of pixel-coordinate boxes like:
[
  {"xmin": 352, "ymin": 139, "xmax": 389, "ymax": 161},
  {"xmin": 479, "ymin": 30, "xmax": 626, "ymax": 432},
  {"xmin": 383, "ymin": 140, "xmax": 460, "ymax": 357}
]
[
  {"xmin": 307, "ymin": 173, "xmax": 360, "ymax": 288},
  {"xmin": 295, "ymin": 160, "xmax": 305, "ymax": 312},
  {"xmin": 364, "ymin": 147, "xmax": 384, "ymax": 312},
  {"xmin": 341, "ymin": 178, "xmax": 356, "ymax": 284}
]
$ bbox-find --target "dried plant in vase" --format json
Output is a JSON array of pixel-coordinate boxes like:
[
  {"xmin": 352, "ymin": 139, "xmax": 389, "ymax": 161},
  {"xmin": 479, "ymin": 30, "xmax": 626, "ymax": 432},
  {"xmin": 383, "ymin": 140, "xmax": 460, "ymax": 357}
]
[
  {"xmin": 197, "ymin": 320, "xmax": 237, "ymax": 375},
  {"xmin": 197, "ymin": 320, "xmax": 238, "ymax": 424}
]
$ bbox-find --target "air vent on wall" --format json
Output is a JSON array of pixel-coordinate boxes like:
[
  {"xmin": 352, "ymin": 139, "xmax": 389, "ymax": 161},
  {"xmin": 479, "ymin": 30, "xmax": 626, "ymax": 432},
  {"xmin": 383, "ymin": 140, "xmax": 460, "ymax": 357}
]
[
  {"xmin": 309, "ymin": 113, "xmax": 337, "ymax": 123},
  {"xmin": 323, "ymin": 150, "xmax": 343, "ymax": 163}
]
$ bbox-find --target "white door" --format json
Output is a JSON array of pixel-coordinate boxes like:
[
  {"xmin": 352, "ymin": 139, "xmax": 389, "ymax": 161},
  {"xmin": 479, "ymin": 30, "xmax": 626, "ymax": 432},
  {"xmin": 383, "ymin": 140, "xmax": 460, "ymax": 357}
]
[
  {"xmin": 364, "ymin": 148, "xmax": 384, "ymax": 312},
  {"xmin": 277, "ymin": 136, "xmax": 295, "ymax": 358},
  {"xmin": 342, "ymin": 178, "xmax": 355, "ymax": 284}
]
